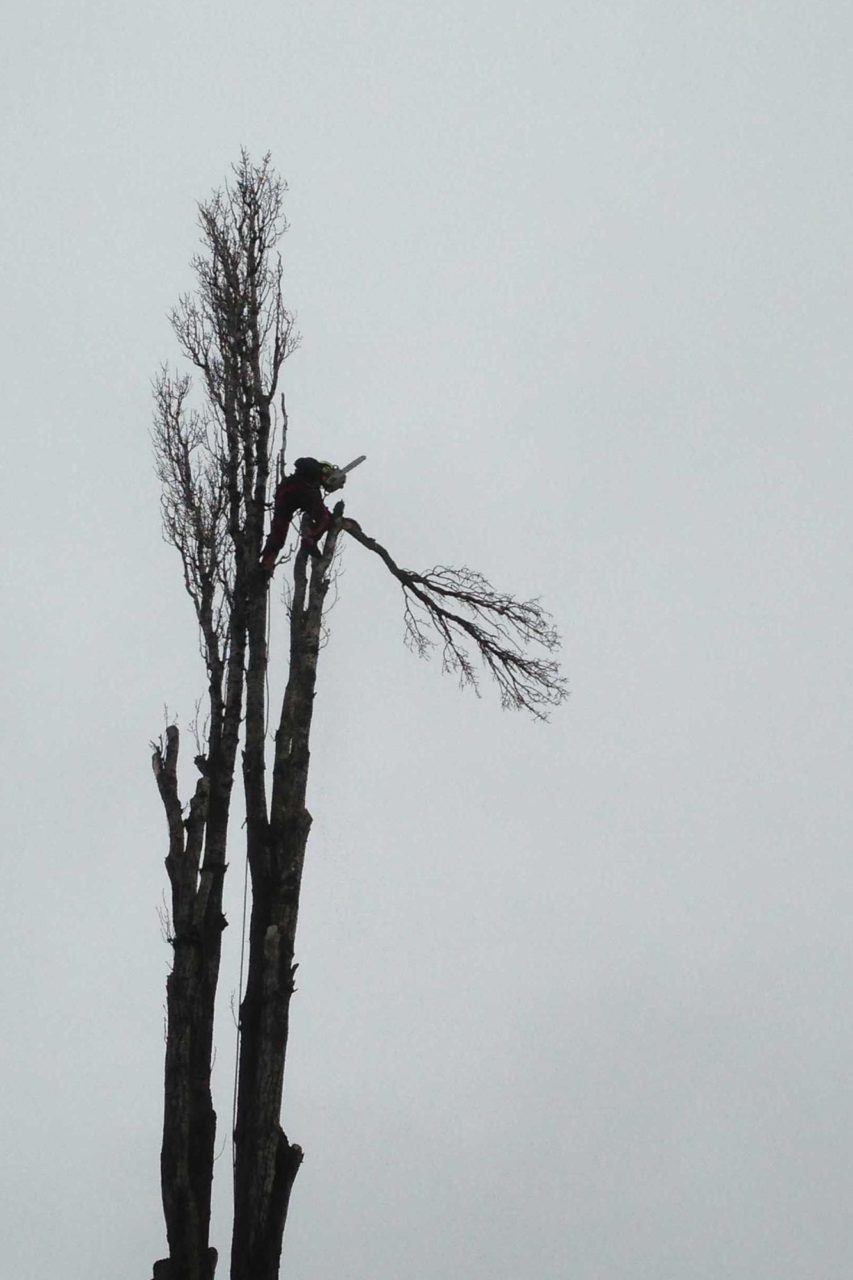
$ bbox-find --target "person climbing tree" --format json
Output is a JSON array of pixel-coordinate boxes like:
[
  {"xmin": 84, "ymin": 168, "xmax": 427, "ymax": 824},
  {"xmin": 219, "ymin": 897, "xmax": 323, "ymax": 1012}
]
[
  {"xmin": 260, "ymin": 456, "xmax": 341, "ymax": 569},
  {"xmin": 151, "ymin": 152, "xmax": 564, "ymax": 1280}
]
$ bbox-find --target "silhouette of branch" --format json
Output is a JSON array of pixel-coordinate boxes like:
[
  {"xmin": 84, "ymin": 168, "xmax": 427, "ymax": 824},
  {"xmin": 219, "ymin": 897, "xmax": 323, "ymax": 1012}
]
[{"xmin": 340, "ymin": 518, "xmax": 567, "ymax": 719}]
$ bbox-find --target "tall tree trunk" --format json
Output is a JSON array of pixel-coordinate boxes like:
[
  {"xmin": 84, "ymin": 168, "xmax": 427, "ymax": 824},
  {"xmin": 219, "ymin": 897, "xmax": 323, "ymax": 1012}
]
[
  {"xmin": 154, "ymin": 585, "xmax": 248, "ymax": 1280},
  {"xmin": 153, "ymin": 728, "xmax": 212, "ymax": 1280},
  {"xmin": 231, "ymin": 523, "xmax": 340, "ymax": 1280}
]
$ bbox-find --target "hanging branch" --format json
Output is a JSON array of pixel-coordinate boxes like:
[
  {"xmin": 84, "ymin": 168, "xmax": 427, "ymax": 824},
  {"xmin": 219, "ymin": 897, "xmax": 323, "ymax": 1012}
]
[{"xmin": 339, "ymin": 517, "xmax": 568, "ymax": 719}]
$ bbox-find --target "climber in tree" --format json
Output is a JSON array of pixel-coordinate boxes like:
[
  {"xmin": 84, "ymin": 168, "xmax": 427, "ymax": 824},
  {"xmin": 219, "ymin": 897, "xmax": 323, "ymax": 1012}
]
[{"xmin": 260, "ymin": 456, "xmax": 342, "ymax": 571}]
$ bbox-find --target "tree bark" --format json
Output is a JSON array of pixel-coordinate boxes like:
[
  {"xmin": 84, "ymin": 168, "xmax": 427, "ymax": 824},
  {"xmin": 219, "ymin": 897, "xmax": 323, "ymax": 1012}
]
[
  {"xmin": 231, "ymin": 521, "xmax": 340, "ymax": 1280},
  {"xmin": 154, "ymin": 580, "xmax": 247, "ymax": 1280},
  {"xmin": 153, "ymin": 728, "xmax": 217, "ymax": 1280}
]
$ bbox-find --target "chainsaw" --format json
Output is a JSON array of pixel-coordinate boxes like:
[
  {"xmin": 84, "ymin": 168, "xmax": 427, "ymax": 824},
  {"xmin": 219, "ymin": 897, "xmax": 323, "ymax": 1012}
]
[{"xmin": 323, "ymin": 455, "xmax": 366, "ymax": 492}]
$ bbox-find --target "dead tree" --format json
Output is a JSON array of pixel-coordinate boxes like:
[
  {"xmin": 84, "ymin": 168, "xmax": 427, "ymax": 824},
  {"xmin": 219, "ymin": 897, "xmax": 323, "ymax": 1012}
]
[
  {"xmin": 151, "ymin": 151, "xmax": 295, "ymax": 1280},
  {"xmin": 150, "ymin": 153, "xmax": 566, "ymax": 1280}
]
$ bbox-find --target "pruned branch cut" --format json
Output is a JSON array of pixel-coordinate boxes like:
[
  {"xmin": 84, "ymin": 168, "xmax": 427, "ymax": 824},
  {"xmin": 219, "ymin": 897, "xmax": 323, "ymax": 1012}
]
[{"xmin": 340, "ymin": 518, "xmax": 568, "ymax": 719}]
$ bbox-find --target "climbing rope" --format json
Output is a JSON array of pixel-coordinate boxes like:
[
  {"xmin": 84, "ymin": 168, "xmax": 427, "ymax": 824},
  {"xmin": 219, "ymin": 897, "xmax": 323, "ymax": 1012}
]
[
  {"xmin": 233, "ymin": 443, "xmax": 277, "ymax": 1166},
  {"xmin": 231, "ymin": 837, "xmax": 249, "ymax": 1169}
]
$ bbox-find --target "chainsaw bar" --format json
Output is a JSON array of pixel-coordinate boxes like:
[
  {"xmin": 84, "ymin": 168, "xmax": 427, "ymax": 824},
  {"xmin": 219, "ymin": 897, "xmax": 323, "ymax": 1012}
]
[{"xmin": 324, "ymin": 455, "xmax": 366, "ymax": 491}]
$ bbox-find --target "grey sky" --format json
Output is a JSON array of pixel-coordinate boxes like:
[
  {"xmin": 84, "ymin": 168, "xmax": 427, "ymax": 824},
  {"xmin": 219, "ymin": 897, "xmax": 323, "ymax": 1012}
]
[{"xmin": 2, "ymin": 2, "xmax": 853, "ymax": 1277}]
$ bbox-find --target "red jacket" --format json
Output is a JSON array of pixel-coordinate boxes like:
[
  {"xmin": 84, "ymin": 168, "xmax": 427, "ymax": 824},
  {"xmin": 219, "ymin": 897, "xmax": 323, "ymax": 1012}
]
[{"xmin": 262, "ymin": 476, "xmax": 332, "ymax": 558}]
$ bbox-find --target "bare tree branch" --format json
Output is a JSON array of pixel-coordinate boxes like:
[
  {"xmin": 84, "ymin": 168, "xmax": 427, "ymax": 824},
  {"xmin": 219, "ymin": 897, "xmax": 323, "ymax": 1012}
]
[{"xmin": 339, "ymin": 517, "xmax": 568, "ymax": 719}]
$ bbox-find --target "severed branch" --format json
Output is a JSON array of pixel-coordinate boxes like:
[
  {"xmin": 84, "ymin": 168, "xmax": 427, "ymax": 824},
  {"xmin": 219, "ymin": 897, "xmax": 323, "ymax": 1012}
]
[{"xmin": 339, "ymin": 517, "xmax": 568, "ymax": 720}]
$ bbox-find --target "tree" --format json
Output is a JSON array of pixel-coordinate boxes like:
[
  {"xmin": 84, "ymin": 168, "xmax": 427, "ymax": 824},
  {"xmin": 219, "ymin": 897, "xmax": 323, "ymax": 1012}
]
[{"xmin": 150, "ymin": 152, "xmax": 566, "ymax": 1280}]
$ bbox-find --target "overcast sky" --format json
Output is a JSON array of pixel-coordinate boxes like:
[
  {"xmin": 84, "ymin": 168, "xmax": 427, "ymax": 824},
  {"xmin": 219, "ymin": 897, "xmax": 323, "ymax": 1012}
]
[{"xmin": 3, "ymin": 2, "xmax": 853, "ymax": 1277}]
